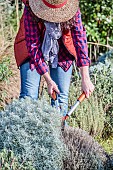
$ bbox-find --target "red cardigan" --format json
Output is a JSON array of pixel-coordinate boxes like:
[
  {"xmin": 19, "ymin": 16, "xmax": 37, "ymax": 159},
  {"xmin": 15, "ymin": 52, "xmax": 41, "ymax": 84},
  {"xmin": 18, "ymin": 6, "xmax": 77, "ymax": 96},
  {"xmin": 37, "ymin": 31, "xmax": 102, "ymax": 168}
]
[{"xmin": 14, "ymin": 0, "xmax": 77, "ymax": 67}]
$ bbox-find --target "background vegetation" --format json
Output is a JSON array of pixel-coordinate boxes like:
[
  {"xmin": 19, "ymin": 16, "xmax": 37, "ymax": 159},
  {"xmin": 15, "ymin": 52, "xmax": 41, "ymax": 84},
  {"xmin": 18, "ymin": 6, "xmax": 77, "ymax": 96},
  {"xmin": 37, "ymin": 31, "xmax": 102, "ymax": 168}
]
[
  {"xmin": 80, "ymin": 0, "xmax": 113, "ymax": 44},
  {"xmin": 0, "ymin": 0, "xmax": 113, "ymax": 168}
]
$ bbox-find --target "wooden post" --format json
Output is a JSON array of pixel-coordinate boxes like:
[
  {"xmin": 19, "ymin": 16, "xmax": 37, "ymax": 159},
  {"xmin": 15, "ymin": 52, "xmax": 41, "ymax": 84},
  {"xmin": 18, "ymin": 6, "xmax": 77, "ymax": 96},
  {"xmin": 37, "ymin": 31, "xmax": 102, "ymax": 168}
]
[{"xmin": 15, "ymin": 0, "xmax": 19, "ymax": 31}]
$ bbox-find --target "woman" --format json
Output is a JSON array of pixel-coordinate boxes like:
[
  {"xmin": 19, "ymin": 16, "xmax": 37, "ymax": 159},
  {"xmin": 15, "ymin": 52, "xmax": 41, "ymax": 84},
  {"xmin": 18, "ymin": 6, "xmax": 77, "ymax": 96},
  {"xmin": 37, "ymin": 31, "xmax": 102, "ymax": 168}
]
[{"xmin": 14, "ymin": 0, "xmax": 94, "ymax": 116}]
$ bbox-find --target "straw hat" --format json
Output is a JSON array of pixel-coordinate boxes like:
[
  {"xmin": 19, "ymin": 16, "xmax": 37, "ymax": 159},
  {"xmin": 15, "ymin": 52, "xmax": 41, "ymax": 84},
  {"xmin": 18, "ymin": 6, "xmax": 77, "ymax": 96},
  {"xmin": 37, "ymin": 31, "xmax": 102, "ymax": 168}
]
[{"xmin": 29, "ymin": 0, "xmax": 79, "ymax": 23}]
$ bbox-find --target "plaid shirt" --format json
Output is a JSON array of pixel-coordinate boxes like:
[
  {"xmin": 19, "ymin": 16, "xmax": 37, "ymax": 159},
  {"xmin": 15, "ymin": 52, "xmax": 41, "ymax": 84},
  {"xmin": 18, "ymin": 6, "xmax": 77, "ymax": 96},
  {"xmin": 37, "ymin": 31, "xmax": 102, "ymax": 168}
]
[{"xmin": 24, "ymin": 6, "xmax": 90, "ymax": 75}]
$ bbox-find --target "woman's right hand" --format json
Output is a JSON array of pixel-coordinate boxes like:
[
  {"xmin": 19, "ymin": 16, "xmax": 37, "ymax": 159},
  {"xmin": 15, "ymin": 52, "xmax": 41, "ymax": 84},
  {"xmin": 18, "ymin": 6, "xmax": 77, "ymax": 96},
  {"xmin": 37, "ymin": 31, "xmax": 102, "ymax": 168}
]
[
  {"xmin": 47, "ymin": 79, "xmax": 60, "ymax": 98},
  {"xmin": 43, "ymin": 72, "xmax": 60, "ymax": 99}
]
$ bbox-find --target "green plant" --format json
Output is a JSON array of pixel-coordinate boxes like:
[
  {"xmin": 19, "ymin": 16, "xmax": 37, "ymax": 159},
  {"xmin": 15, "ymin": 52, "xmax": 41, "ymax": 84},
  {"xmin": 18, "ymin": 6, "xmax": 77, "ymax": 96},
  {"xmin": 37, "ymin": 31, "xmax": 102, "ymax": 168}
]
[
  {"xmin": 0, "ymin": 1, "xmax": 14, "ymax": 51},
  {"xmin": 90, "ymin": 57, "xmax": 113, "ymax": 139},
  {"xmin": 80, "ymin": 0, "xmax": 113, "ymax": 45},
  {"xmin": 0, "ymin": 57, "xmax": 12, "ymax": 82},
  {"xmin": 69, "ymin": 93, "xmax": 105, "ymax": 137},
  {"xmin": 96, "ymin": 137, "xmax": 113, "ymax": 155},
  {"xmin": 0, "ymin": 0, "xmax": 21, "ymax": 32},
  {"xmin": 68, "ymin": 53, "xmax": 113, "ymax": 139},
  {"xmin": 0, "ymin": 97, "xmax": 67, "ymax": 170}
]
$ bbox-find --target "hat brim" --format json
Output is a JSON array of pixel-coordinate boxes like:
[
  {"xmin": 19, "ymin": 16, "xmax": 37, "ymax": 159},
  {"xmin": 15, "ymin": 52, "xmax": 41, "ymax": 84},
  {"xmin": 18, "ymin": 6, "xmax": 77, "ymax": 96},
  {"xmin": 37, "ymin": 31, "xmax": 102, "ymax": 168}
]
[{"xmin": 29, "ymin": 0, "xmax": 79, "ymax": 23}]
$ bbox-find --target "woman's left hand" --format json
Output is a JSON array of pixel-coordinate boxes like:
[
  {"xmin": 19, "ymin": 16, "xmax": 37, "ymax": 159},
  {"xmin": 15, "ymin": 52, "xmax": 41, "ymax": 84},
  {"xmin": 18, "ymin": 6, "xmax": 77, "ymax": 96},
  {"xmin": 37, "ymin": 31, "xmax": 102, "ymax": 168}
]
[
  {"xmin": 79, "ymin": 66, "xmax": 95, "ymax": 98},
  {"xmin": 81, "ymin": 77, "xmax": 95, "ymax": 98}
]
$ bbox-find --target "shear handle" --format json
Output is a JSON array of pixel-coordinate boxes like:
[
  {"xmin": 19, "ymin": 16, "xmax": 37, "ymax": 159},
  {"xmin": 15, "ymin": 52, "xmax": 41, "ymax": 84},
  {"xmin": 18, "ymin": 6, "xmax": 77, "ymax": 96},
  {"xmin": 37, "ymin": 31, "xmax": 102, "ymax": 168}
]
[
  {"xmin": 77, "ymin": 92, "xmax": 86, "ymax": 102},
  {"xmin": 52, "ymin": 90, "xmax": 57, "ymax": 100}
]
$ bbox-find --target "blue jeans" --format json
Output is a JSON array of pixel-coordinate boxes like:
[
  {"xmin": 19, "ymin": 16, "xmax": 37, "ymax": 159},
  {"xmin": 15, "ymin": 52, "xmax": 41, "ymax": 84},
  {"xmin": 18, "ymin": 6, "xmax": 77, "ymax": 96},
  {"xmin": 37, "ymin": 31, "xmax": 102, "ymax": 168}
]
[{"xmin": 20, "ymin": 61, "xmax": 72, "ymax": 116}]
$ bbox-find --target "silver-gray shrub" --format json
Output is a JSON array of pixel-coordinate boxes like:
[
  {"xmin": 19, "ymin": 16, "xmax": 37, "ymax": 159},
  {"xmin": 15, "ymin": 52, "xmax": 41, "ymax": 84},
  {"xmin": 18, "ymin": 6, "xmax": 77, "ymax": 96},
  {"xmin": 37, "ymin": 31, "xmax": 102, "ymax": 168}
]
[
  {"xmin": 90, "ymin": 51, "xmax": 113, "ymax": 107},
  {"xmin": 62, "ymin": 126, "xmax": 112, "ymax": 170},
  {"xmin": 0, "ymin": 97, "xmax": 67, "ymax": 170}
]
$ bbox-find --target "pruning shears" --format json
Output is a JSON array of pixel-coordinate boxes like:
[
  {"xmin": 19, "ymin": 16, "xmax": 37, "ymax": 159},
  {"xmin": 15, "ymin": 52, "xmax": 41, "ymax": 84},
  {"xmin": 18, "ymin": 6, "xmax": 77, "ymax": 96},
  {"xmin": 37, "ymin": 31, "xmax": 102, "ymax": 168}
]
[{"xmin": 52, "ymin": 91, "xmax": 86, "ymax": 127}]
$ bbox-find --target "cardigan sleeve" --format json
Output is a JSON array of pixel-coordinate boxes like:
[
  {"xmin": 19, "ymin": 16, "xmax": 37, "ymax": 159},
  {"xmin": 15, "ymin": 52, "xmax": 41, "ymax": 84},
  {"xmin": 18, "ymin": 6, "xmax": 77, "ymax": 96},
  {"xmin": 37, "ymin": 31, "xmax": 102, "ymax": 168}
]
[
  {"xmin": 71, "ymin": 8, "xmax": 91, "ymax": 67},
  {"xmin": 24, "ymin": 6, "xmax": 49, "ymax": 75}
]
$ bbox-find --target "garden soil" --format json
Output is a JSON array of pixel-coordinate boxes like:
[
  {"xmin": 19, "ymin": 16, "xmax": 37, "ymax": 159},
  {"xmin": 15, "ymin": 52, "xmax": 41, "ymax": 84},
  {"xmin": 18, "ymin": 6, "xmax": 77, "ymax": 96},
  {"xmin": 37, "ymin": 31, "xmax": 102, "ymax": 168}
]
[
  {"xmin": 0, "ymin": 48, "xmax": 46, "ymax": 109},
  {"xmin": 0, "ymin": 47, "xmax": 20, "ymax": 108}
]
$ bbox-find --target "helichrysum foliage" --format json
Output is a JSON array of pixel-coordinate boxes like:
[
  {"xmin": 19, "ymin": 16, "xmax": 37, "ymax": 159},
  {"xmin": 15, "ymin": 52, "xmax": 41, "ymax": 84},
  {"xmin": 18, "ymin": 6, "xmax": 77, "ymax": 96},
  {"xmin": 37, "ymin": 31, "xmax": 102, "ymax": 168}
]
[
  {"xmin": 0, "ymin": 97, "xmax": 67, "ymax": 170},
  {"xmin": 0, "ymin": 148, "xmax": 35, "ymax": 170}
]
